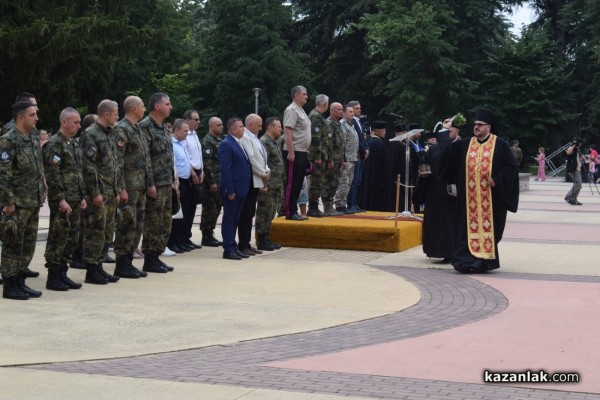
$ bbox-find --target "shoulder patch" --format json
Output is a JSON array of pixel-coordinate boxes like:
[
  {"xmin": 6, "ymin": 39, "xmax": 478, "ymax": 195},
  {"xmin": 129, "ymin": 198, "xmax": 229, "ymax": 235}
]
[
  {"xmin": 204, "ymin": 148, "xmax": 211, "ymax": 155},
  {"xmin": 117, "ymin": 140, "xmax": 126, "ymax": 147},
  {"xmin": 51, "ymin": 155, "xmax": 61, "ymax": 165},
  {"xmin": 86, "ymin": 147, "xmax": 97, "ymax": 158},
  {"xmin": 315, "ymin": 127, "xmax": 320, "ymax": 133},
  {"xmin": 1, "ymin": 151, "xmax": 10, "ymax": 162}
]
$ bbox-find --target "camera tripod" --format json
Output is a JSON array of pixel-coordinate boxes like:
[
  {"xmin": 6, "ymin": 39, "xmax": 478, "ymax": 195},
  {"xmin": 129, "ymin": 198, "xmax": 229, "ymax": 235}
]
[{"xmin": 584, "ymin": 168, "xmax": 600, "ymax": 195}]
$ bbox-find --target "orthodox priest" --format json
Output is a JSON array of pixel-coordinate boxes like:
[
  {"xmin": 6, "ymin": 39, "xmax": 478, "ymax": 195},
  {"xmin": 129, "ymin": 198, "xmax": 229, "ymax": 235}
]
[
  {"xmin": 360, "ymin": 121, "xmax": 387, "ymax": 211},
  {"xmin": 443, "ymin": 109, "xmax": 519, "ymax": 273},
  {"xmin": 418, "ymin": 117, "xmax": 461, "ymax": 262},
  {"xmin": 384, "ymin": 124, "xmax": 407, "ymax": 212}
]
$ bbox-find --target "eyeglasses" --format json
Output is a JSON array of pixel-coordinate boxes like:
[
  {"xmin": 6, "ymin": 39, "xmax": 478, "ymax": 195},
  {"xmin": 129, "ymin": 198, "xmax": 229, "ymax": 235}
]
[{"xmin": 473, "ymin": 123, "xmax": 489, "ymax": 127}]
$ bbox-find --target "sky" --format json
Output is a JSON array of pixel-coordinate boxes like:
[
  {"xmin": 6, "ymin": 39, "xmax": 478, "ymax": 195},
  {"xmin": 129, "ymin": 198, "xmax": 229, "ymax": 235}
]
[{"xmin": 507, "ymin": 3, "xmax": 538, "ymax": 35}]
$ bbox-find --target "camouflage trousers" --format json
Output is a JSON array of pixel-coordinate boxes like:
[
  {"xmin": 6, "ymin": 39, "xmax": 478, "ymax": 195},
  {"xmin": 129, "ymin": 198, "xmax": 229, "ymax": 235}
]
[
  {"xmin": 104, "ymin": 193, "xmax": 117, "ymax": 245},
  {"xmin": 114, "ymin": 188, "xmax": 146, "ymax": 258},
  {"xmin": 142, "ymin": 185, "xmax": 172, "ymax": 253},
  {"xmin": 0, "ymin": 207, "xmax": 39, "ymax": 278},
  {"xmin": 200, "ymin": 188, "xmax": 222, "ymax": 234},
  {"xmin": 322, "ymin": 163, "xmax": 342, "ymax": 205},
  {"xmin": 44, "ymin": 200, "xmax": 82, "ymax": 265},
  {"xmin": 334, "ymin": 162, "xmax": 355, "ymax": 208},
  {"xmin": 255, "ymin": 186, "xmax": 282, "ymax": 235},
  {"xmin": 83, "ymin": 195, "xmax": 116, "ymax": 264},
  {"xmin": 307, "ymin": 162, "xmax": 327, "ymax": 203}
]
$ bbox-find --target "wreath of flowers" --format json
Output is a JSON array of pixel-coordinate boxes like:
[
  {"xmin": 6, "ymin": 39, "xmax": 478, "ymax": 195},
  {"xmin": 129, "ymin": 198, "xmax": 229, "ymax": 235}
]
[{"xmin": 452, "ymin": 112, "xmax": 466, "ymax": 127}]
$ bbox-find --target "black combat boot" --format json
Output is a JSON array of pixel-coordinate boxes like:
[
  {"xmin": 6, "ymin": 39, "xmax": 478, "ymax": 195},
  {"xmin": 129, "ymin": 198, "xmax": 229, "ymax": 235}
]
[
  {"xmin": 128, "ymin": 253, "xmax": 147, "ymax": 278},
  {"xmin": 17, "ymin": 272, "xmax": 42, "ymax": 298},
  {"xmin": 306, "ymin": 201, "xmax": 325, "ymax": 218},
  {"xmin": 85, "ymin": 263, "xmax": 108, "ymax": 285},
  {"xmin": 256, "ymin": 233, "xmax": 277, "ymax": 251},
  {"xmin": 58, "ymin": 263, "xmax": 82, "ymax": 289},
  {"xmin": 97, "ymin": 263, "xmax": 119, "ymax": 282},
  {"xmin": 102, "ymin": 243, "xmax": 116, "ymax": 263},
  {"xmin": 114, "ymin": 255, "xmax": 140, "ymax": 279},
  {"xmin": 22, "ymin": 267, "xmax": 40, "ymax": 278},
  {"xmin": 45, "ymin": 263, "xmax": 69, "ymax": 291},
  {"xmin": 3, "ymin": 275, "xmax": 29, "ymax": 300},
  {"xmin": 142, "ymin": 252, "xmax": 168, "ymax": 273},
  {"xmin": 265, "ymin": 233, "xmax": 281, "ymax": 249},
  {"xmin": 70, "ymin": 247, "xmax": 86, "ymax": 269},
  {"xmin": 158, "ymin": 256, "xmax": 174, "ymax": 272},
  {"xmin": 201, "ymin": 230, "xmax": 221, "ymax": 247}
]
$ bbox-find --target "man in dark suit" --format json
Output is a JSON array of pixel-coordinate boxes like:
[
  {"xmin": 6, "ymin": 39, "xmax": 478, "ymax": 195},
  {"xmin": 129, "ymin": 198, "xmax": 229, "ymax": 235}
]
[
  {"xmin": 347, "ymin": 100, "xmax": 369, "ymax": 213},
  {"xmin": 219, "ymin": 118, "xmax": 252, "ymax": 260}
]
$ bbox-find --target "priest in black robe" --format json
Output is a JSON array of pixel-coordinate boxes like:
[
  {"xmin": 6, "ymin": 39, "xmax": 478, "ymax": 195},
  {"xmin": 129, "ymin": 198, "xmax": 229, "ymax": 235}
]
[
  {"xmin": 384, "ymin": 124, "xmax": 407, "ymax": 212},
  {"xmin": 443, "ymin": 109, "xmax": 519, "ymax": 273},
  {"xmin": 360, "ymin": 121, "xmax": 388, "ymax": 211},
  {"xmin": 417, "ymin": 118, "xmax": 461, "ymax": 262}
]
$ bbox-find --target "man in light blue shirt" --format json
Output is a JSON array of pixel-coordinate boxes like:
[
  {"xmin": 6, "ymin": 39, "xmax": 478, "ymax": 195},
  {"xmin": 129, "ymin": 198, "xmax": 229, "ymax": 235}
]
[{"xmin": 168, "ymin": 119, "xmax": 195, "ymax": 254}]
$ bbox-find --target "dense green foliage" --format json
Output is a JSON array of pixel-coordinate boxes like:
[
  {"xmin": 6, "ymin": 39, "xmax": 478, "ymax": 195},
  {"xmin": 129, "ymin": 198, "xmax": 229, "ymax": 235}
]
[{"xmin": 1, "ymin": 0, "xmax": 598, "ymax": 153}]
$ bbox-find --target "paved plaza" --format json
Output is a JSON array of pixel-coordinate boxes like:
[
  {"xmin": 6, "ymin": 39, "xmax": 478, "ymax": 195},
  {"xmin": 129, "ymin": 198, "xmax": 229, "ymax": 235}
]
[{"xmin": 1, "ymin": 178, "xmax": 599, "ymax": 399}]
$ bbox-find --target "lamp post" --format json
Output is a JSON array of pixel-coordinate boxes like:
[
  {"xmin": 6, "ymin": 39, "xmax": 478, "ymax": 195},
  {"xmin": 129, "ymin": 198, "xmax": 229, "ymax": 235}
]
[{"xmin": 252, "ymin": 88, "xmax": 261, "ymax": 114}]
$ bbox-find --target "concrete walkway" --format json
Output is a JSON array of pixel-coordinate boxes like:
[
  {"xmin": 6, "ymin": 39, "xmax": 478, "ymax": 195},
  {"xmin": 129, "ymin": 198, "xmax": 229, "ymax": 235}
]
[{"xmin": 1, "ymin": 177, "xmax": 599, "ymax": 399}]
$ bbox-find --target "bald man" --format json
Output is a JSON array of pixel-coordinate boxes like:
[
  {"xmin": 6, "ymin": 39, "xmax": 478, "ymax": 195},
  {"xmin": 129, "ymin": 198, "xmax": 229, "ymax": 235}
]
[{"xmin": 112, "ymin": 96, "xmax": 151, "ymax": 278}]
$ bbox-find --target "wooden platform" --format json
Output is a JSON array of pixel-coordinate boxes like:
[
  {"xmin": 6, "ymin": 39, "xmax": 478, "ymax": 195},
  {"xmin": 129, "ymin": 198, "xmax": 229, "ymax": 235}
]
[{"xmin": 270, "ymin": 212, "xmax": 422, "ymax": 253}]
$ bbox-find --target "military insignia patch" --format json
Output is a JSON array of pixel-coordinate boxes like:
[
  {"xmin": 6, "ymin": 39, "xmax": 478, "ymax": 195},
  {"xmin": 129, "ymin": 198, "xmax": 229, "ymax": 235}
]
[
  {"xmin": 205, "ymin": 148, "xmax": 211, "ymax": 155},
  {"xmin": 86, "ymin": 147, "xmax": 97, "ymax": 158},
  {"xmin": 328, "ymin": 134, "xmax": 332, "ymax": 138},
  {"xmin": 0, "ymin": 151, "xmax": 9, "ymax": 162},
  {"xmin": 51, "ymin": 155, "xmax": 61, "ymax": 165},
  {"xmin": 315, "ymin": 127, "xmax": 320, "ymax": 133},
  {"xmin": 117, "ymin": 140, "xmax": 125, "ymax": 147}
]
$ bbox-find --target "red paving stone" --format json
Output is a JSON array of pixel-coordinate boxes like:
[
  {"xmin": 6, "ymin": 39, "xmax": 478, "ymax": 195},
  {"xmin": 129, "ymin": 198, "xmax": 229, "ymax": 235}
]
[{"xmin": 268, "ymin": 276, "xmax": 600, "ymax": 394}]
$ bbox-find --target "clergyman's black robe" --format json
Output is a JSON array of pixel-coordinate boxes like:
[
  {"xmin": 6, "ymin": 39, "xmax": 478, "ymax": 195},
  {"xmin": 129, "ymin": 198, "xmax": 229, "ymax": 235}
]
[
  {"xmin": 360, "ymin": 136, "xmax": 388, "ymax": 211},
  {"xmin": 443, "ymin": 134, "xmax": 519, "ymax": 271},
  {"xmin": 418, "ymin": 141, "xmax": 456, "ymax": 259},
  {"xmin": 384, "ymin": 139, "xmax": 407, "ymax": 212}
]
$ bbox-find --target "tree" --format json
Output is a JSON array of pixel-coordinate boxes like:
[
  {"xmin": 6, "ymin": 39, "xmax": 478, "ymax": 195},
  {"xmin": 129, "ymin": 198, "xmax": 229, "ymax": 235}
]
[{"xmin": 190, "ymin": 0, "xmax": 311, "ymax": 120}]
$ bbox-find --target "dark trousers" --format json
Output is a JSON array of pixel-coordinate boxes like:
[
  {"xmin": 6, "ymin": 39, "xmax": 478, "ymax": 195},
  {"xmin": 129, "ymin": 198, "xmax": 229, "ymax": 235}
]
[
  {"xmin": 347, "ymin": 159, "xmax": 363, "ymax": 208},
  {"xmin": 221, "ymin": 195, "xmax": 245, "ymax": 253},
  {"xmin": 168, "ymin": 178, "xmax": 195, "ymax": 247},
  {"xmin": 282, "ymin": 150, "xmax": 307, "ymax": 217},
  {"xmin": 238, "ymin": 185, "xmax": 259, "ymax": 250}
]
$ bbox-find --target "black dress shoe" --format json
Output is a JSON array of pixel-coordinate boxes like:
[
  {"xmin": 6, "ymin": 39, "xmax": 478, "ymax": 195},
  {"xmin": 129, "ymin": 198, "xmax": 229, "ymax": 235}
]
[
  {"xmin": 178, "ymin": 243, "xmax": 195, "ymax": 252},
  {"xmin": 286, "ymin": 213, "xmax": 305, "ymax": 221},
  {"xmin": 223, "ymin": 251, "xmax": 242, "ymax": 260},
  {"xmin": 202, "ymin": 237, "xmax": 221, "ymax": 247},
  {"xmin": 185, "ymin": 240, "xmax": 202, "ymax": 249},
  {"xmin": 169, "ymin": 244, "xmax": 185, "ymax": 253},
  {"xmin": 235, "ymin": 250, "xmax": 250, "ymax": 258},
  {"xmin": 306, "ymin": 209, "xmax": 325, "ymax": 218},
  {"xmin": 238, "ymin": 248, "xmax": 255, "ymax": 257},
  {"xmin": 574, "ymin": 201, "xmax": 583, "ymax": 205},
  {"xmin": 248, "ymin": 246, "xmax": 263, "ymax": 255}
]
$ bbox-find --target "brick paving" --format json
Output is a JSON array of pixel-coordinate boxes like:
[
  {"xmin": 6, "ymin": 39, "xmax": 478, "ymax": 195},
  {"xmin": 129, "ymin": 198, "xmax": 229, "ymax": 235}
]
[{"xmin": 22, "ymin": 261, "xmax": 600, "ymax": 399}]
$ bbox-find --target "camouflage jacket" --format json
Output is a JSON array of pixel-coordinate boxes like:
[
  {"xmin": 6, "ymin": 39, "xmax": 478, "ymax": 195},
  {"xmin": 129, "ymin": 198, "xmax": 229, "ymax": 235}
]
[
  {"xmin": 308, "ymin": 109, "xmax": 332, "ymax": 163},
  {"xmin": 0, "ymin": 128, "xmax": 44, "ymax": 207},
  {"xmin": 202, "ymin": 133, "xmax": 223, "ymax": 186},
  {"xmin": 139, "ymin": 115, "xmax": 173, "ymax": 187},
  {"xmin": 43, "ymin": 132, "xmax": 86, "ymax": 203},
  {"xmin": 260, "ymin": 134, "xmax": 284, "ymax": 190},
  {"xmin": 114, "ymin": 117, "xmax": 152, "ymax": 191},
  {"xmin": 325, "ymin": 117, "xmax": 345, "ymax": 163},
  {"xmin": 80, "ymin": 122, "xmax": 120, "ymax": 198}
]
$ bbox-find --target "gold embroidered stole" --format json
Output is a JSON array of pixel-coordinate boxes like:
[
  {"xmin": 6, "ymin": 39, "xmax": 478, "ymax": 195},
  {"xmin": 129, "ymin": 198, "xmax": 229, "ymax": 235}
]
[{"xmin": 465, "ymin": 134, "xmax": 497, "ymax": 259}]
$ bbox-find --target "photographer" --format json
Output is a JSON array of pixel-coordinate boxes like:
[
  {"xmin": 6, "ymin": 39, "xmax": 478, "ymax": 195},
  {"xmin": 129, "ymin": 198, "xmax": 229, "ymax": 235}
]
[{"xmin": 564, "ymin": 137, "xmax": 584, "ymax": 205}]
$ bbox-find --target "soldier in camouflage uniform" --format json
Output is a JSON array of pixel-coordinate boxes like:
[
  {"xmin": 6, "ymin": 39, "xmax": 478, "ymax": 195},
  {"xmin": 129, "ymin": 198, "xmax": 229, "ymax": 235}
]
[
  {"xmin": 255, "ymin": 117, "xmax": 284, "ymax": 251},
  {"xmin": 1, "ymin": 92, "xmax": 39, "ymax": 138},
  {"xmin": 139, "ymin": 93, "xmax": 175, "ymax": 273},
  {"xmin": 43, "ymin": 108, "xmax": 87, "ymax": 291},
  {"xmin": 334, "ymin": 105, "xmax": 359, "ymax": 213},
  {"xmin": 112, "ymin": 96, "xmax": 152, "ymax": 278},
  {"xmin": 0, "ymin": 101, "xmax": 45, "ymax": 300},
  {"xmin": 307, "ymin": 94, "xmax": 330, "ymax": 218},
  {"xmin": 200, "ymin": 117, "xmax": 224, "ymax": 247},
  {"xmin": 80, "ymin": 100, "xmax": 121, "ymax": 285},
  {"xmin": 323, "ymin": 102, "xmax": 345, "ymax": 215}
]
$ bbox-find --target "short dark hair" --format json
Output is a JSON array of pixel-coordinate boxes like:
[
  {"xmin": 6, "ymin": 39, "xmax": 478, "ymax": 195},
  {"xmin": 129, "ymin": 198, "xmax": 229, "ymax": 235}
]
[
  {"xmin": 183, "ymin": 110, "xmax": 198, "ymax": 120},
  {"xmin": 227, "ymin": 117, "xmax": 242, "ymax": 131},
  {"xmin": 265, "ymin": 117, "xmax": 280, "ymax": 129},
  {"xmin": 15, "ymin": 92, "xmax": 35, "ymax": 102},
  {"xmin": 11, "ymin": 101, "xmax": 36, "ymax": 119},
  {"xmin": 172, "ymin": 118, "xmax": 187, "ymax": 132},
  {"xmin": 149, "ymin": 93, "xmax": 169, "ymax": 110}
]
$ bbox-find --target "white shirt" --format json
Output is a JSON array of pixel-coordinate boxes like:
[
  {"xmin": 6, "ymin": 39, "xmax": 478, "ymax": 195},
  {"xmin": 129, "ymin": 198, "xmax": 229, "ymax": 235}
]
[{"xmin": 185, "ymin": 130, "xmax": 203, "ymax": 170}]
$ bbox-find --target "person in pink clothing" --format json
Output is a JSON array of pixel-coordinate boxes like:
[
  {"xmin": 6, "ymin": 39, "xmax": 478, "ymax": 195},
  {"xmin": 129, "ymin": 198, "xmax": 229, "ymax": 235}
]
[{"xmin": 535, "ymin": 147, "xmax": 546, "ymax": 181}]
